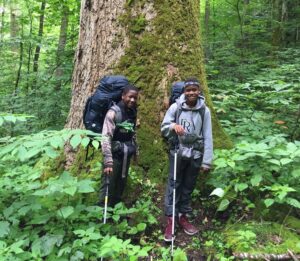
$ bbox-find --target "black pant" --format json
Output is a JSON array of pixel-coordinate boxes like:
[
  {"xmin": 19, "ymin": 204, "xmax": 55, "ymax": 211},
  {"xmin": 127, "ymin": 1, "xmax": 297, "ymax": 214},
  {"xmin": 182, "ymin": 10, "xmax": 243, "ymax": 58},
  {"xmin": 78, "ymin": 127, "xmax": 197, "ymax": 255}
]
[
  {"xmin": 164, "ymin": 153, "xmax": 202, "ymax": 216},
  {"xmin": 99, "ymin": 155, "xmax": 131, "ymax": 207}
]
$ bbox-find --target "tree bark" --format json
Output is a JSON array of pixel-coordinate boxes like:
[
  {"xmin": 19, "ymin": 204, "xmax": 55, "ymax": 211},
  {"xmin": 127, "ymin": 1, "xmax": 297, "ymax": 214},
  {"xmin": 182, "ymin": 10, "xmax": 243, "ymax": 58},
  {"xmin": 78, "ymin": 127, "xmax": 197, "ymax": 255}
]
[
  {"xmin": 65, "ymin": 0, "xmax": 233, "ymax": 173},
  {"xmin": 25, "ymin": 1, "xmax": 33, "ymax": 92},
  {"xmin": 204, "ymin": 0, "xmax": 210, "ymax": 35},
  {"xmin": 32, "ymin": 0, "xmax": 46, "ymax": 74},
  {"xmin": 15, "ymin": 23, "xmax": 24, "ymax": 95},
  {"xmin": 0, "ymin": 0, "xmax": 6, "ymax": 45},
  {"xmin": 10, "ymin": 2, "xmax": 19, "ymax": 53},
  {"xmin": 54, "ymin": 4, "xmax": 69, "ymax": 90}
]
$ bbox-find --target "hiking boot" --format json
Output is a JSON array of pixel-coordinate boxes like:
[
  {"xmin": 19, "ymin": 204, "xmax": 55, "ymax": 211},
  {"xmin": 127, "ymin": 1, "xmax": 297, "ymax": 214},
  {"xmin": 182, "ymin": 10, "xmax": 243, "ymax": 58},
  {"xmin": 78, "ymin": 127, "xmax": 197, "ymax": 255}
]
[
  {"xmin": 164, "ymin": 216, "xmax": 175, "ymax": 242},
  {"xmin": 178, "ymin": 214, "xmax": 198, "ymax": 235}
]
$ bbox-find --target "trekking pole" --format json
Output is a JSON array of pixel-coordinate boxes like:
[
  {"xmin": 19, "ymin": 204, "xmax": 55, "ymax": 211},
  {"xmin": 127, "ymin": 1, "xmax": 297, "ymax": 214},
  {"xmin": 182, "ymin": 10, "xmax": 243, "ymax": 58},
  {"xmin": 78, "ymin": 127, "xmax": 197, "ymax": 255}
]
[
  {"xmin": 171, "ymin": 142, "xmax": 178, "ymax": 260},
  {"xmin": 103, "ymin": 174, "xmax": 110, "ymax": 224},
  {"xmin": 100, "ymin": 174, "xmax": 110, "ymax": 261}
]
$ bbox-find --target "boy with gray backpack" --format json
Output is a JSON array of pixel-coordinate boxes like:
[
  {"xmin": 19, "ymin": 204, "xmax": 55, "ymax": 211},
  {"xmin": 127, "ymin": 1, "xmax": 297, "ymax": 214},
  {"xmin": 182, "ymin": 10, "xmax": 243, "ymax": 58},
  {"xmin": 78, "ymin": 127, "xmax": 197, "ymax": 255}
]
[{"xmin": 161, "ymin": 77, "xmax": 213, "ymax": 242}]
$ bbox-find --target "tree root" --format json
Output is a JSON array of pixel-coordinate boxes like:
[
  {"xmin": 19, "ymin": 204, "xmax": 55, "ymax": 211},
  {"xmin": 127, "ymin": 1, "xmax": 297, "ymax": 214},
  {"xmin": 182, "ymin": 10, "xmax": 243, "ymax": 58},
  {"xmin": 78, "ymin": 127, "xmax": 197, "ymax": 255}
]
[{"xmin": 233, "ymin": 250, "xmax": 300, "ymax": 260}]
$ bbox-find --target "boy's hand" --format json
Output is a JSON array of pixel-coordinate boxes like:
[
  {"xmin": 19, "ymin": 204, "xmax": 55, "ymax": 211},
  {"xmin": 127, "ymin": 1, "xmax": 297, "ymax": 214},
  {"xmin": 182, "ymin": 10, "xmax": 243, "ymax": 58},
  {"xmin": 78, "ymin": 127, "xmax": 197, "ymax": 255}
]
[
  {"xmin": 200, "ymin": 167, "xmax": 210, "ymax": 173},
  {"xmin": 104, "ymin": 167, "xmax": 113, "ymax": 175},
  {"xmin": 173, "ymin": 124, "xmax": 185, "ymax": 136}
]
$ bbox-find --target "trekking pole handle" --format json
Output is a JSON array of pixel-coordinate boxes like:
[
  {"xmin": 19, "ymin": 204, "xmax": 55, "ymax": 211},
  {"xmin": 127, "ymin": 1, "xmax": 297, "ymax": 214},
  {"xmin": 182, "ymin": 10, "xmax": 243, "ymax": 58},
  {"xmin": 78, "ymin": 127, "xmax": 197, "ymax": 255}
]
[
  {"xmin": 105, "ymin": 174, "xmax": 110, "ymax": 185},
  {"xmin": 174, "ymin": 136, "xmax": 179, "ymax": 152}
]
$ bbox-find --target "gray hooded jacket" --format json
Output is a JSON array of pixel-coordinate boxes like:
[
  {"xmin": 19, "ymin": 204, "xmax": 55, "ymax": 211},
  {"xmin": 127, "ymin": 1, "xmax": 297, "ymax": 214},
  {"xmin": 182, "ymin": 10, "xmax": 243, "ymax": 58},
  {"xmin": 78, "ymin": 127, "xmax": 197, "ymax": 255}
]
[{"xmin": 161, "ymin": 94, "xmax": 213, "ymax": 168}]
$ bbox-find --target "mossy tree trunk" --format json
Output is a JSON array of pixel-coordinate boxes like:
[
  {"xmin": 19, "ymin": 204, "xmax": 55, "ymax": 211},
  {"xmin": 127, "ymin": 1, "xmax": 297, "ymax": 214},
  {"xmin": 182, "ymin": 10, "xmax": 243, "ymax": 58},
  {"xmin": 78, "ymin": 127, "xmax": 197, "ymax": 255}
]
[{"xmin": 65, "ymin": 0, "xmax": 232, "ymax": 177}]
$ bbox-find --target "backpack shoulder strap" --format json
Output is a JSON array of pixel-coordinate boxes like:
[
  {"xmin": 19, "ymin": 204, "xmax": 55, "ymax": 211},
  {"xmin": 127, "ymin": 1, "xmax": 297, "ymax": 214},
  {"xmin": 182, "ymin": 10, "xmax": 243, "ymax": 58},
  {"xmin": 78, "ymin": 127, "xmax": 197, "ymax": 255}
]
[
  {"xmin": 110, "ymin": 104, "xmax": 122, "ymax": 123},
  {"xmin": 175, "ymin": 101, "xmax": 182, "ymax": 124},
  {"xmin": 199, "ymin": 105, "xmax": 206, "ymax": 136}
]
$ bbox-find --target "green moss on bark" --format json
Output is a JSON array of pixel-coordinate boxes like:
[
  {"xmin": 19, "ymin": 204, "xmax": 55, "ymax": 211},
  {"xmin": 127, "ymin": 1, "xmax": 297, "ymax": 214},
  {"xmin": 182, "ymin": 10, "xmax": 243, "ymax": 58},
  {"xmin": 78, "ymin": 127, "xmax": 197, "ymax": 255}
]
[{"xmin": 113, "ymin": 0, "xmax": 232, "ymax": 179}]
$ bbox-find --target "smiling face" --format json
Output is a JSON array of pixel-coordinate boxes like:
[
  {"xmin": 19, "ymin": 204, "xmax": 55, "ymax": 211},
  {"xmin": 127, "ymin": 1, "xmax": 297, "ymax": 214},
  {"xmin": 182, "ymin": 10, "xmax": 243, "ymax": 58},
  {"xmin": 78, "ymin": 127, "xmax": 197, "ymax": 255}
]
[
  {"xmin": 184, "ymin": 85, "xmax": 200, "ymax": 105},
  {"xmin": 122, "ymin": 90, "xmax": 138, "ymax": 109}
]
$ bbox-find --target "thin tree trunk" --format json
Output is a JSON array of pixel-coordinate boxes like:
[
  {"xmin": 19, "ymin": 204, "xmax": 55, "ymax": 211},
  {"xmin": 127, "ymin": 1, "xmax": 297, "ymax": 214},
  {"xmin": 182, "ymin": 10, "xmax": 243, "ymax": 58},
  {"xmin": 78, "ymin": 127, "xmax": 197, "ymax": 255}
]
[
  {"xmin": 32, "ymin": 0, "xmax": 46, "ymax": 74},
  {"xmin": 280, "ymin": 0, "xmax": 287, "ymax": 45},
  {"xmin": 204, "ymin": 0, "xmax": 210, "ymax": 35},
  {"xmin": 25, "ymin": 2, "xmax": 33, "ymax": 92},
  {"xmin": 272, "ymin": 0, "xmax": 283, "ymax": 46},
  {"xmin": 54, "ymin": 4, "xmax": 69, "ymax": 91},
  {"xmin": 10, "ymin": 3, "xmax": 18, "ymax": 53},
  {"xmin": 0, "ymin": 0, "xmax": 6, "ymax": 45},
  {"xmin": 236, "ymin": 0, "xmax": 244, "ymax": 42},
  {"xmin": 15, "ymin": 23, "xmax": 24, "ymax": 95}
]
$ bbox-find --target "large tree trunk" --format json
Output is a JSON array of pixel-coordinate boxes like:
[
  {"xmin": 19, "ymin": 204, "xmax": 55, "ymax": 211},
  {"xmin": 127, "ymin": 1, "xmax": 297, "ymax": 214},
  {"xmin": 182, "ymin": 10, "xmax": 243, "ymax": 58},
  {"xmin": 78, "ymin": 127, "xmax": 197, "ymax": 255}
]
[{"xmin": 65, "ymin": 0, "xmax": 232, "ymax": 175}]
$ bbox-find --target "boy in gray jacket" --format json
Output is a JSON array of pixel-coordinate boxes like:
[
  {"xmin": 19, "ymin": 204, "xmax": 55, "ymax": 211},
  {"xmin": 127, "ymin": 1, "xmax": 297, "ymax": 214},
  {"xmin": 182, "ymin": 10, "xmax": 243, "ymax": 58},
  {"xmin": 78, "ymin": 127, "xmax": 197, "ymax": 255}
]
[{"xmin": 161, "ymin": 77, "xmax": 213, "ymax": 242}]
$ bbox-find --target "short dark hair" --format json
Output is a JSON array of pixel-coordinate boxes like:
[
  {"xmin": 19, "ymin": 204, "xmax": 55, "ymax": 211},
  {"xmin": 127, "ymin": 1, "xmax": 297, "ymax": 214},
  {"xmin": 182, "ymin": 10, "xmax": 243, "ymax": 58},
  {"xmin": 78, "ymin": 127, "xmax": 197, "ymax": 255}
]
[
  {"xmin": 122, "ymin": 84, "xmax": 139, "ymax": 95},
  {"xmin": 184, "ymin": 77, "xmax": 200, "ymax": 88}
]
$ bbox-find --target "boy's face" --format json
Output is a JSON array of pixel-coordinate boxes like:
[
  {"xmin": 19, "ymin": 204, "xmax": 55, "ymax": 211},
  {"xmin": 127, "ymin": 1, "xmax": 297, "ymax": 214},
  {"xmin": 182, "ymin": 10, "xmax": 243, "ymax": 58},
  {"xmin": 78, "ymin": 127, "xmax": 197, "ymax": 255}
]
[
  {"xmin": 122, "ymin": 90, "xmax": 138, "ymax": 109},
  {"xmin": 184, "ymin": 85, "xmax": 200, "ymax": 103}
]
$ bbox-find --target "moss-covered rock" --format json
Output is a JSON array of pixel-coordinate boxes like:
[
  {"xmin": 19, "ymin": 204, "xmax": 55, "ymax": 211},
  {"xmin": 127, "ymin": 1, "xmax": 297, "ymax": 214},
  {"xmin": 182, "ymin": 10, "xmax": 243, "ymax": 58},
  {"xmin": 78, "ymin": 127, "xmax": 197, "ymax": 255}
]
[{"xmin": 224, "ymin": 221, "xmax": 300, "ymax": 254}]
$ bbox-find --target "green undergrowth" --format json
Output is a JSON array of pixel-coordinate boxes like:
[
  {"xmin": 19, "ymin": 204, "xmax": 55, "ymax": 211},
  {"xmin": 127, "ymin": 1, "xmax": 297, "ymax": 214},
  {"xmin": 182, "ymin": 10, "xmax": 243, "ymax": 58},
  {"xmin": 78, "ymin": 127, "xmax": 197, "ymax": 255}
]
[{"xmin": 224, "ymin": 221, "xmax": 300, "ymax": 254}]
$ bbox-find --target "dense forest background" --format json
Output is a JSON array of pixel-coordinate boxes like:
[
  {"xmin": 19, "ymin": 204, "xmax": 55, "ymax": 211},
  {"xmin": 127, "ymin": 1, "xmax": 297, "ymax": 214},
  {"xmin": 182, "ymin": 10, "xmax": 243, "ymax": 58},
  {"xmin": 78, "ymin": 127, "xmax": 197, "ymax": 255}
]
[{"xmin": 0, "ymin": 0, "xmax": 299, "ymax": 260}]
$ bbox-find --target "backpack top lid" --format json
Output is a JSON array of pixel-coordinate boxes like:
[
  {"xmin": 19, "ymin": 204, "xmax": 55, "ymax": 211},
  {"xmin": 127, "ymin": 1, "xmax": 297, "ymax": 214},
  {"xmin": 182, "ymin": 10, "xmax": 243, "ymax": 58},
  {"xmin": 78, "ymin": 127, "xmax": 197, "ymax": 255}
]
[
  {"xmin": 169, "ymin": 81, "xmax": 185, "ymax": 106},
  {"xmin": 97, "ymin": 75, "xmax": 129, "ymax": 101}
]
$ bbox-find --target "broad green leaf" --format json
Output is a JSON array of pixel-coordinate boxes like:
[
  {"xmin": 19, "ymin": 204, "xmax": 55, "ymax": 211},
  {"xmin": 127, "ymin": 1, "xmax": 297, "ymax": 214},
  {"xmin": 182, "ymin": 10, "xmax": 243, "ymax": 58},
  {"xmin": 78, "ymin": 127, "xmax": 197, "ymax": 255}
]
[
  {"xmin": 209, "ymin": 188, "xmax": 225, "ymax": 198},
  {"xmin": 58, "ymin": 246, "xmax": 72, "ymax": 257},
  {"xmin": 127, "ymin": 227, "xmax": 138, "ymax": 234},
  {"xmin": 32, "ymin": 234, "xmax": 63, "ymax": 257},
  {"xmin": 273, "ymin": 149, "xmax": 290, "ymax": 156},
  {"xmin": 92, "ymin": 140, "xmax": 99, "ymax": 149},
  {"xmin": 286, "ymin": 142, "xmax": 297, "ymax": 153},
  {"xmin": 235, "ymin": 183, "xmax": 248, "ymax": 192},
  {"xmin": 4, "ymin": 115, "xmax": 16, "ymax": 123},
  {"xmin": 0, "ymin": 240, "xmax": 7, "ymax": 249},
  {"xmin": 26, "ymin": 147, "xmax": 42, "ymax": 159},
  {"xmin": 280, "ymin": 158, "xmax": 293, "ymax": 165},
  {"xmin": 268, "ymin": 159, "xmax": 280, "ymax": 166},
  {"xmin": 0, "ymin": 221, "xmax": 10, "ymax": 238},
  {"xmin": 50, "ymin": 136, "xmax": 64, "ymax": 149},
  {"xmin": 58, "ymin": 206, "xmax": 74, "ymax": 219},
  {"xmin": 70, "ymin": 134, "xmax": 82, "ymax": 149},
  {"xmin": 227, "ymin": 160, "xmax": 235, "ymax": 168},
  {"xmin": 264, "ymin": 198, "xmax": 274, "ymax": 208},
  {"xmin": 78, "ymin": 180, "xmax": 95, "ymax": 193},
  {"xmin": 286, "ymin": 198, "xmax": 300, "ymax": 209},
  {"xmin": 10, "ymin": 239, "xmax": 25, "ymax": 254},
  {"xmin": 60, "ymin": 172, "xmax": 76, "ymax": 185},
  {"xmin": 292, "ymin": 169, "xmax": 300, "ymax": 178},
  {"xmin": 81, "ymin": 137, "xmax": 90, "ymax": 148},
  {"xmin": 70, "ymin": 250, "xmax": 84, "ymax": 261},
  {"xmin": 251, "ymin": 175, "xmax": 262, "ymax": 186},
  {"xmin": 45, "ymin": 147, "xmax": 59, "ymax": 159},
  {"xmin": 18, "ymin": 146, "xmax": 28, "ymax": 161},
  {"xmin": 217, "ymin": 199, "xmax": 230, "ymax": 211},
  {"xmin": 174, "ymin": 248, "xmax": 188, "ymax": 261},
  {"xmin": 88, "ymin": 232, "xmax": 101, "ymax": 240},
  {"xmin": 137, "ymin": 223, "xmax": 146, "ymax": 231},
  {"xmin": 214, "ymin": 158, "xmax": 227, "ymax": 169},
  {"xmin": 64, "ymin": 186, "xmax": 77, "ymax": 196},
  {"xmin": 0, "ymin": 117, "xmax": 3, "ymax": 126}
]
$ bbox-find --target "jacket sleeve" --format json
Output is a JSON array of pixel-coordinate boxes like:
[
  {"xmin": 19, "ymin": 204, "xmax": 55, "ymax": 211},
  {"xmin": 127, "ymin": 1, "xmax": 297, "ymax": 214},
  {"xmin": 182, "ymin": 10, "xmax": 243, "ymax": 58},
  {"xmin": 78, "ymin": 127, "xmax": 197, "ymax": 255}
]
[
  {"xmin": 202, "ymin": 107, "xmax": 213, "ymax": 168},
  {"xmin": 161, "ymin": 103, "xmax": 178, "ymax": 139},
  {"xmin": 101, "ymin": 109, "xmax": 116, "ymax": 168}
]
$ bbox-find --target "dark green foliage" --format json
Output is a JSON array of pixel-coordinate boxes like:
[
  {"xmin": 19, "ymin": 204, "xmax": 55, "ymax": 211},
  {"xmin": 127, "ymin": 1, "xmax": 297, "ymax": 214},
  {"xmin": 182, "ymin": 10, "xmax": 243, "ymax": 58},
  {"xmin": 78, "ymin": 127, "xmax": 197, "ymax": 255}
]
[{"xmin": 0, "ymin": 0, "xmax": 80, "ymax": 135}]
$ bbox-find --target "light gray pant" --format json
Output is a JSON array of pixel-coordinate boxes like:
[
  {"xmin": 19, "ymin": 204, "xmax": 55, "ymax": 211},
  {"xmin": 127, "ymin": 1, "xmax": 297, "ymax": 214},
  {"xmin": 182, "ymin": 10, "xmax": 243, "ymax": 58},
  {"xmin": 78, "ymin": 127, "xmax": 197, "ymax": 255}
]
[{"xmin": 164, "ymin": 154, "xmax": 202, "ymax": 216}]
